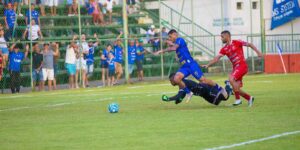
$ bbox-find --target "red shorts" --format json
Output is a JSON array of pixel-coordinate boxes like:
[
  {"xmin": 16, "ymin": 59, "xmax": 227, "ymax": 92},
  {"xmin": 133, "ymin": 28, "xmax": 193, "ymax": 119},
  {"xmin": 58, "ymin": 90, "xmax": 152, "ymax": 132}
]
[{"xmin": 231, "ymin": 65, "xmax": 248, "ymax": 87}]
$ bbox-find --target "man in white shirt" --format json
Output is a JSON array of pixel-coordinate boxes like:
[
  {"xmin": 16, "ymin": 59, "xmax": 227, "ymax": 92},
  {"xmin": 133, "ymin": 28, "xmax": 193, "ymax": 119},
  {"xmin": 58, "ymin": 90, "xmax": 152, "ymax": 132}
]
[
  {"xmin": 65, "ymin": 40, "xmax": 78, "ymax": 89},
  {"xmin": 22, "ymin": 19, "xmax": 43, "ymax": 41}
]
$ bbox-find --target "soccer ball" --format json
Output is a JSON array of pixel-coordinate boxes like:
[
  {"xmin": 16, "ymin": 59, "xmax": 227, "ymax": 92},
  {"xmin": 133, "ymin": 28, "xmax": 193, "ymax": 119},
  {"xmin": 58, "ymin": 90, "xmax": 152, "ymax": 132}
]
[{"xmin": 108, "ymin": 103, "xmax": 119, "ymax": 113}]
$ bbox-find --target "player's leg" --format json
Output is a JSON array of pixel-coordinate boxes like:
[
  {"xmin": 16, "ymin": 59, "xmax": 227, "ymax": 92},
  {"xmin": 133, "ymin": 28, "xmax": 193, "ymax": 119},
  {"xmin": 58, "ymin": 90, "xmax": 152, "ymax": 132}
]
[
  {"xmin": 230, "ymin": 66, "xmax": 249, "ymax": 106},
  {"xmin": 229, "ymin": 74, "xmax": 242, "ymax": 106},
  {"xmin": 239, "ymin": 88, "xmax": 254, "ymax": 107},
  {"xmin": 173, "ymin": 68, "xmax": 193, "ymax": 102}
]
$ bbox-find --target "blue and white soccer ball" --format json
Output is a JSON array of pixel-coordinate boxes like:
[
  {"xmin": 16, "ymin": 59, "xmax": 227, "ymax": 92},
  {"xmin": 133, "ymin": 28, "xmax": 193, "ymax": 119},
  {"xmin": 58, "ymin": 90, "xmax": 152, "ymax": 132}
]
[{"xmin": 108, "ymin": 103, "xmax": 119, "ymax": 113}]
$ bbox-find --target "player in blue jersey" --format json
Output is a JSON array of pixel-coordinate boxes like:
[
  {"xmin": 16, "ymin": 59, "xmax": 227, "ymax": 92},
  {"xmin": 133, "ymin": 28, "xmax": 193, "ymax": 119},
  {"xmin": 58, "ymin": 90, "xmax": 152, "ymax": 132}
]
[
  {"xmin": 162, "ymin": 73, "xmax": 231, "ymax": 105},
  {"xmin": 155, "ymin": 29, "xmax": 222, "ymax": 103}
]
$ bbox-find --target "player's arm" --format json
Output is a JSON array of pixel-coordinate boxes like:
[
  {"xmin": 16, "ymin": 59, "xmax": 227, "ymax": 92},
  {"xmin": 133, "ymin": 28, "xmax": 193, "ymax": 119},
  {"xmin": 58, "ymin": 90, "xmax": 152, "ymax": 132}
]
[
  {"xmin": 93, "ymin": 33, "xmax": 99, "ymax": 46},
  {"xmin": 155, "ymin": 44, "xmax": 178, "ymax": 55},
  {"xmin": 203, "ymin": 54, "xmax": 223, "ymax": 68},
  {"xmin": 245, "ymin": 42, "xmax": 263, "ymax": 58},
  {"xmin": 24, "ymin": 44, "xmax": 29, "ymax": 59},
  {"xmin": 53, "ymin": 42, "xmax": 60, "ymax": 56},
  {"xmin": 22, "ymin": 28, "xmax": 28, "ymax": 39},
  {"xmin": 3, "ymin": 15, "xmax": 9, "ymax": 29},
  {"xmin": 38, "ymin": 27, "xmax": 43, "ymax": 39}
]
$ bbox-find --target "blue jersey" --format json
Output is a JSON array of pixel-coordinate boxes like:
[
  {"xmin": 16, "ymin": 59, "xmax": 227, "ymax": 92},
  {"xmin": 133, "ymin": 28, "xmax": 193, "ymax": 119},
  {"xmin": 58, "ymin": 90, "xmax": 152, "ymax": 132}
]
[
  {"xmin": 101, "ymin": 49, "xmax": 109, "ymax": 64},
  {"xmin": 9, "ymin": 51, "xmax": 25, "ymax": 72},
  {"xmin": 175, "ymin": 37, "xmax": 194, "ymax": 65},
  {"xmin": 108, "ymin": 58, "xmax": 115, "ymax": 70},
  {"xmin": 128, "ymin": 45, "xmax": 136, "ymax": 64},
  {"xmin": 114, "ymin": 45, "xmax": 123, "ymax": 63},
  {"xmin": 4, "ymin": 9, "xmax": 16, "ymax": 28},
  {"xmin": 86, "ymin": 46, "xmax": 95, "ymax": 65},
  {"xmin": 26, "ymin": 10, "xmax": 40, "ymax": 25},
  {"xmin": 136, "ymin": 46, "xmax": 145, "ymax": 61}
]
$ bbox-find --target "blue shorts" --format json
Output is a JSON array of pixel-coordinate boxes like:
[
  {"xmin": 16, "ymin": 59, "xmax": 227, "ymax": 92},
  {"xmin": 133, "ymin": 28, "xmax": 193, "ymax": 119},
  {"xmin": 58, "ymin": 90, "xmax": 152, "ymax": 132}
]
[
  {"xmin": 65, "ymin": 63, "xmax": 76, "ymax": 75},
  {"xmin": 0, "ymin": 47, "xmax": 9, "ymax": 55},
  {"xmin": 32, "ymin": 69, "xmax": 43, "ymax": 82},
  {"xmin": 177, "ymin": 61, "xmax": 203, "ymax": 80}
]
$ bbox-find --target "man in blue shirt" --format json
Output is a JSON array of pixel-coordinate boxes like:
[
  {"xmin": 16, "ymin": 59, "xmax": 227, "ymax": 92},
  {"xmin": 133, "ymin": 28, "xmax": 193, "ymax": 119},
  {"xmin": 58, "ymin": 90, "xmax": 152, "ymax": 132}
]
[
  {"xmin": 8, "ymin": 43, "xmax": 29, "ymax": 93},
  {"xmin": 4, "ymin": 3, "xmax": 16, "ymax": 40},
  {"xmin": 113, "ymin": 32, "xmax": 124, "ymax": 84},
  {"xmin": 26, "ymin": 3, "xmax": 41, "ymax": 25},
  {"xmin": 100, "ymin": 44, "xmax": 112, "ymax": 87},
  {"xmin": 136, "ymin": 39, "xmax": 146, "ymax": 81},
  {"xmin": 128, "ymin": 39, "xmax": 136, "ymax": 83},
  {"xmin": 155, "ymin": 29, "xmax": 222, "ymax": 102}
]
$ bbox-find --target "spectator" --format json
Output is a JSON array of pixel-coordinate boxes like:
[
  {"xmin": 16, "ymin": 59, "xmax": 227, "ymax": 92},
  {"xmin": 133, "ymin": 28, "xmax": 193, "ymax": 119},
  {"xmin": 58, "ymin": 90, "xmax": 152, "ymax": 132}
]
[
  {"xmin": 127, "ymin": 39, "xmax": 136, "ymax": 83},
  {"xmin": 0, "ymin": 28, "xmax": 9, "ymax": 69},
  {"xmin": 146, "ymin": 25, "xmax": 155, "ymax": 43},
  {"xmin": 127, "ymin": 0, "xmax": 135, "ymax": 14},
  {"xmin": 0, "ymin": 49, "xmax": 2, "ymax": 81},
  {"xmin": 161, "ymin": 27, "xmax": 168, "ymax": 41},
  {"xmin": 74, "ymin": 34, "xmax": 89, "ymax": 88},
  {"xmin": 65, "ymin": 41, "xmax": 78, "ymax": 89},
  {"xmin": 37, "ymin": 0, "xmax": 46, "ymax": 16},
  {"xmin": 136, "ymin": 39, "xmax": 146, "ymax": 81},
  {"xmin": 47, "ymin": 0, "xmax": 59, "ymax": 16},
  {"xmin": 107, "ymin": 52, "xmax": 115, "ymax": 86},
  {"xmin": 3, "ymin": 3, "xmax": 16, "ymax": 40},
  {"xmin": 100, "ymin": 44, "xmax": 112, "ymax": 87},
  {"xmin": 42, "ymin": 42, "xmax": 59, "ymax": 91},
  {"xmin": 8, "ymin": 43, "xmax": 29, "ymax": 93},
  {"xmin": 113, "ymin": 31, "xmax": 123, "ymax": 85},
  {"xmin": 5, "ymin": 0, "xmax": 21, "ymax": 12},
  {"xmin": 67, "ymin": 0, "xmax": 78, "ymax": 16},
  {"xmin": 152, "ymin": 33, "xmax": 160, "ymax": 52},
  {"xmin": 85, "ymin": 33, "xmax": 99, "ymax": 87},
  {"xmin": 31, "ymin": 43, "xmax": 44, "ymax": 91},
  {"xmin": 104, "ymin": 0, "xmax": 116, "ymax": 24},
  {"xmin": 89, "ymin": 0, "xmax": 104, "ymax": 25},
  {"xmin": 25, "ymin": 3, "xmax": 41, "ymax": 25},
  {"xmin": 23, "ymin": 19, "xmax": 43, "ymax": 41},
  {"xmin": 52, "ymin": 42, "xmax": 60, "ymax": 90}
]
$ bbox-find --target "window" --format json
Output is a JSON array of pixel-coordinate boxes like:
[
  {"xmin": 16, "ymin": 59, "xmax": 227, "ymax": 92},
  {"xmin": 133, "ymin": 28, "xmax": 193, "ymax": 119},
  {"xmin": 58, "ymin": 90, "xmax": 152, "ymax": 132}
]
[
  {"xmin": 236, "ymin": 2, "xmax": 243, "ymax": 10},
  {"xmin": 252, "ymin": 1, "xmax": 258, "ymax": 9}
]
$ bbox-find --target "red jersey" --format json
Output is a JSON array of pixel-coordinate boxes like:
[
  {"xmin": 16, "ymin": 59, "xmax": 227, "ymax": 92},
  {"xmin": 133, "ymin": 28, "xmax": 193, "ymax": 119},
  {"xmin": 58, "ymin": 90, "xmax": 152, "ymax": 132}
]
[{"xmin": 219, "ymin": 40, "xmax": 248, "ymax": 68}]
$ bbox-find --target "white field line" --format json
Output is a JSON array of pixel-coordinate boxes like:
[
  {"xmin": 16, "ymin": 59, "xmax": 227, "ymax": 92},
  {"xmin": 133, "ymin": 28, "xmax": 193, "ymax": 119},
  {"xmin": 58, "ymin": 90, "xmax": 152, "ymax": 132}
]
[
  {"xmin": 0, "ymin": 91, "xmax": 165, "ymax": 112},
  {"xmin": 127, "ymin": 84, "xmax": 170, "ymax": 89},
  {"xmin": 204, "ymin": 130, "xmax": 300, "ymax": 150}
]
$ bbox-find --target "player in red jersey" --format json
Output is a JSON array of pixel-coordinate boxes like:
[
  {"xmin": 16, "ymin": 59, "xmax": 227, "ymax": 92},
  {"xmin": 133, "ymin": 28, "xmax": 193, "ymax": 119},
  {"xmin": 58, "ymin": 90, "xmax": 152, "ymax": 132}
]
[{"xmin": 203, "ymin": 30, "xmax": 262, "ymax": 107}]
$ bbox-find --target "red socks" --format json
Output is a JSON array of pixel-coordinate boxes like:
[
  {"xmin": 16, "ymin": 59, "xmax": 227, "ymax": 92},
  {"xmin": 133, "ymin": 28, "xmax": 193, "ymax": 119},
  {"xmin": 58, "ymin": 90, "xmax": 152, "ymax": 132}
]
[
  {"xmin": 234, "ymin": 91, "xmax": 240, "ymax": 100},
  {"xmin": 240, "ymin": 93, "xmax": 251, "ymax": 101}
]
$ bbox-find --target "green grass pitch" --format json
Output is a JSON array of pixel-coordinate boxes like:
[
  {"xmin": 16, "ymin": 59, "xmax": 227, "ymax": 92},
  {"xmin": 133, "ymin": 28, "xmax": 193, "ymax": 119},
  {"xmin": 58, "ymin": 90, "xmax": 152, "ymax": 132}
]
[{"xmin": 0, "ymin": 74, "xmax": 299, "ymax": 150}]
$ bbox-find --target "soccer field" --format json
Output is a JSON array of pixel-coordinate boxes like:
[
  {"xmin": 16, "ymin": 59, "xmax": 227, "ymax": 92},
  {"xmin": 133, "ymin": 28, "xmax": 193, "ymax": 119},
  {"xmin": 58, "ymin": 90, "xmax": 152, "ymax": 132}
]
[{"xmin": 0, "ymin": 74, "xmax": 300, "ymax": 150}]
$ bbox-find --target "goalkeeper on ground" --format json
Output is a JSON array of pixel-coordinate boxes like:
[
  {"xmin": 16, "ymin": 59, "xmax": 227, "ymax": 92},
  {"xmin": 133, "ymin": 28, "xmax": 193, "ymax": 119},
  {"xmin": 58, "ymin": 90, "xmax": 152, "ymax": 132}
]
[{"xmin": 162, "ymin": 73, "xmax": 232, "ymax": 105}]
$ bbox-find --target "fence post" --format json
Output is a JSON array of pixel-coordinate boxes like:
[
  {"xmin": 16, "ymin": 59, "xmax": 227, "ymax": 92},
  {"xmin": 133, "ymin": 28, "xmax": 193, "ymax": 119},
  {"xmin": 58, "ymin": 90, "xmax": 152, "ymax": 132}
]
[
  {"xmin": 77, "ymin": 1, "xmax": 83, "ymax": 87},
  {"xmin": 122, "ymin": 0, "xmax": 129, "ymax": 83},
  {"xmin": 159, "ymin": 0, "xmax": 164, "ymax": 79}
]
